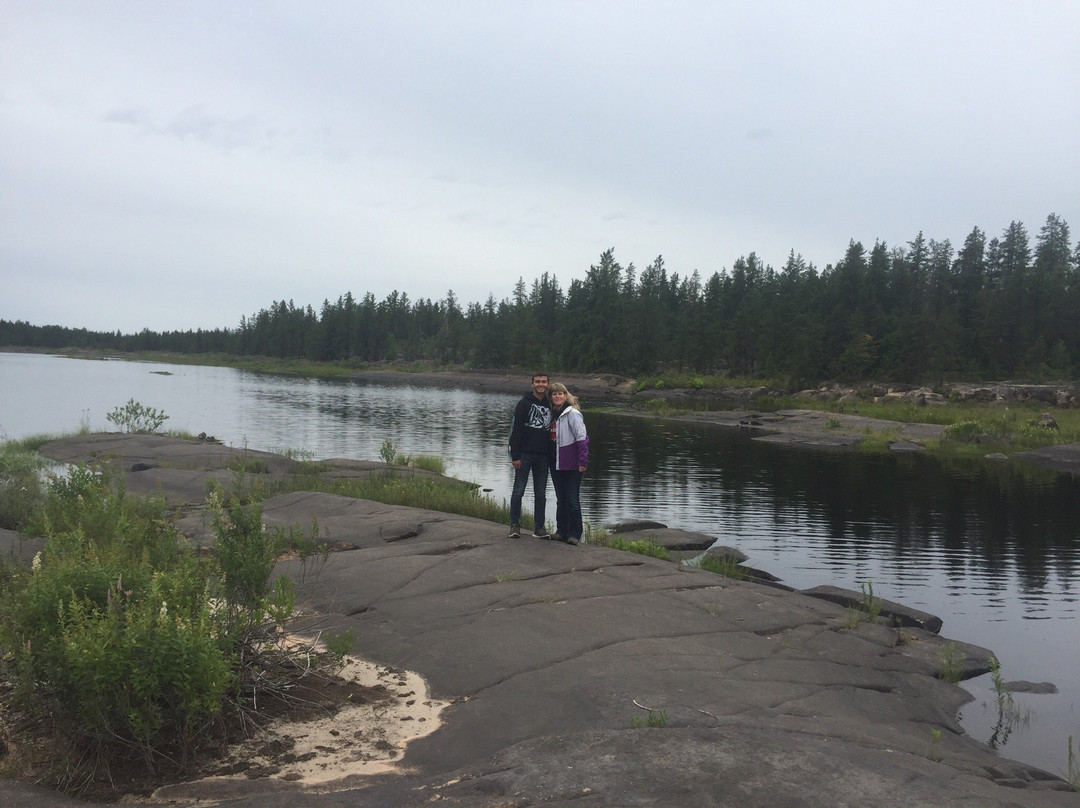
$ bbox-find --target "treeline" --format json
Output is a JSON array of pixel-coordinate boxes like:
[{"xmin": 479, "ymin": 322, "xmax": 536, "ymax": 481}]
[{"xmin": 3, "ymin": 213, "xmax": 1078, "ymax": 383}]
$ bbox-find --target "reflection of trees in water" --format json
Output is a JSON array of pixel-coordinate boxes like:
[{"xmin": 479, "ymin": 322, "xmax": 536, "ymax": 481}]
[{"xmin": 588, "ymin": 413, "xmax": 1080, "ymax": 592}]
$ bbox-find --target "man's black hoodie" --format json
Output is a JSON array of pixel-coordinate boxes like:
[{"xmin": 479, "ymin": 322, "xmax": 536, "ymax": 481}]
[{"xmin": 508, "ymin": 392, "xmax": 551, "ymax": 460}]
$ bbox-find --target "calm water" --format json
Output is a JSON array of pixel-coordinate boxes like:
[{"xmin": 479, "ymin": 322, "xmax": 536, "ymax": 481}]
[{"xmin": 2, "ymin": 352, "xmax": 1078, "ymax": 775}]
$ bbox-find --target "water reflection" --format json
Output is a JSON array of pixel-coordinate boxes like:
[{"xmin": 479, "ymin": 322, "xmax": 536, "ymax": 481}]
[{"xmin": 585, "ymin": 413, "xmax": 1080, "ymax": 594}]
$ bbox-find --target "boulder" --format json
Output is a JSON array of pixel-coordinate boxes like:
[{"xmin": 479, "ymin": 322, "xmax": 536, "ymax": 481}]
[
  {"xmin": 1032, "ymin": 412, "xmax": 1059, "ymax": 430},
  {"xmin": 703, "ymin": 544, "xmax": 749, "ymax": 564}
]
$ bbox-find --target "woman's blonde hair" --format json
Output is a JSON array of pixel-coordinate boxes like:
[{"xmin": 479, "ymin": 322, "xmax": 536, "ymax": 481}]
[{"xmin": 548, "ymin": 382, "xmax": 580, "ymax": 410}]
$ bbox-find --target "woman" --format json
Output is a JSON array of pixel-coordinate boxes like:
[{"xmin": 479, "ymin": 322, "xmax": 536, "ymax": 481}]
[{"xmin": 547, "ymin": 382, "xmax": 589, "ymax": 545}]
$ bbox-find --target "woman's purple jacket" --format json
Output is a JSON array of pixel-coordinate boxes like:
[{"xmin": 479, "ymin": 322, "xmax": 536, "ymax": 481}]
[{"xmin": 552, "ymin": 406, "xmax": 589, "ymax": 471}]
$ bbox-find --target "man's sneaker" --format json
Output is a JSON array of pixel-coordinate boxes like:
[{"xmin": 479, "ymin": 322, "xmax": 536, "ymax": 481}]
[
  {"xmin": 532, "ymin": 529, "xmax": 550, "ymax": 539},
  {"xmin": 508, "ymin": 526, "xmax": 521, "ymax": 539},
  {"xmin": 550, "ymin": 533, "xmax": 566, "ymax": 543},
  {"xmin": 565, "ymin": 536, "xmax": 580, "ymax": 546}
]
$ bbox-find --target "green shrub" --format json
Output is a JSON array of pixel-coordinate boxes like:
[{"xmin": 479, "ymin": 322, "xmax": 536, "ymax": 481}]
[
  {"xmin": 0, "ymin": 480, "xmax": 232, "ymax": 771},
  {"xmin": 0, "ymin": 470, "xmax": 302, "ymax": 786},
  {"xmin": 323, "ymin": 627, "xmax": 357, "ymax": 663},
  {"xmin": 380, "ymin": 438, "xmax": 397, "ymax": 464},
  {"xmin": 943, "ymin": 420, "xmax": 985, "ymax": 443},
  {"xmin": 208, "ymin": 490, "xmax": 279, "ymax": 618},
  {"xmin": 105, "ymin": 399, "xmax": 169, "ymax": 434}
]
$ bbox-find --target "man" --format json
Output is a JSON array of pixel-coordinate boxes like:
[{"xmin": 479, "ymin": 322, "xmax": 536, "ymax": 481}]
[{"xmin": 507, "ymin": 372, "xmax": 552, "ymax": 538}]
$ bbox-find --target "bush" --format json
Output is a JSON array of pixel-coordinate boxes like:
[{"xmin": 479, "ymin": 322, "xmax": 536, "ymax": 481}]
[
  {"xmin": 0, "ymin": 475, "xmax": 231, "ymax": 770},
  {"xmin": 942, "ymin": 420, "xmax": 985, "ymax": 443},
  {"xmin": 106, "ymin": 399, "xmax": 169, "ymax": 434},
  {"xmin": 0, "ymin": 469, "xmax": 301, "ymax": 785}
]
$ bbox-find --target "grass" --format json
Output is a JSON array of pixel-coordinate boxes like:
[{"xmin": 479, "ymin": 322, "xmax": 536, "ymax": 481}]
[
  {"xmin": 225, "ymin": 455, "xmax": 271, "ymax": 474},
  {"xmin": 0, "ymin": 439, "xmax": 50, "ymax": 530},
  {"xmin": 855, "ymin": 427, "xmax": 901, "ymax": 453},
  {"xmin": 938, "ymin": 642, "xmax": 964, "ymax": 684},
  {"xmin": 594, "ymin": 535, "xmax": 671, "ymax": 560},
  {"xmin": 841, "ymin": 580, "xmax": 883, "ymax": 630},
  {"xmin": 395, "ymin": 454, "xmax": 446, "ymax": 474},
  {"xmin": 925, "ymin": 728, "xmax": 943, "ymax": 762},
  {"xmin": 845, "ymin": 400, "xmax": 1080, "ymax": 450},
  {"xmin": 630, "ymin": 709, "xmax": 669, "ymax": 728},
  {"xmin": 624, "ymin": 372, "xmax": 1079, "ymax": 456},
  {"xmin": 692, "ymin": 554, "xmax": 746, "ymax": 580},
  {"xmin": 268, "ymin": 468, "xmax": 517, "ymax": 527}
]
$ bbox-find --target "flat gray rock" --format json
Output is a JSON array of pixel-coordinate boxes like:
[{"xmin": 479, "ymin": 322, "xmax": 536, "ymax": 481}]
[
  {"xmin": 753, "ymin": 431, "xmax": 861, "ymax": 448},
  {"xmin": 7, "ymin": 434, "xmax": 1074, "ymax": 808}
]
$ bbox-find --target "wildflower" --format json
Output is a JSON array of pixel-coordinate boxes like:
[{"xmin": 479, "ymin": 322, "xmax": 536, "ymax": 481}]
[
  {"xmin": 32, "ymin": 551, "xmax": 42, "ymax": 572},
  {"xmin": 159, "ymin": 601, "xmax": 168, "ymax": 620}
]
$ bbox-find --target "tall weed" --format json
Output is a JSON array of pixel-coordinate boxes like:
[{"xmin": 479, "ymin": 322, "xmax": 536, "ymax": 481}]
[{"xmin": 0, "ymin": 440, "xmax": 47, "ymax": 530}]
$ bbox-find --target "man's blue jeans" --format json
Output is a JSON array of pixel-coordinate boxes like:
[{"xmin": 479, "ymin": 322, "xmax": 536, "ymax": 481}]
[{"xmin": 510, "ymin": 452, "xmax": 548, "ymax": 530}]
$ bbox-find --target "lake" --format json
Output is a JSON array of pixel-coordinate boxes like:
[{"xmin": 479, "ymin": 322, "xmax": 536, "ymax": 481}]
[{"xmin": 2, "ymin": 351, "xmax": 1078, "ymax": 776}]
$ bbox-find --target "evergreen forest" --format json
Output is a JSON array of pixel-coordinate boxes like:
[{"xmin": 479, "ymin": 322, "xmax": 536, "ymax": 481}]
[{"xmin": 3, "ymin": 214, "xmax": 1078, "ymax": 384}]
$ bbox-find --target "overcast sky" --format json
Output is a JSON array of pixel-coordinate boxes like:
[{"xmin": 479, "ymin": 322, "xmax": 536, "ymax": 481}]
[{"xmin": 2, "ymin": 1, "xmax": 1078, "ymax": 334}]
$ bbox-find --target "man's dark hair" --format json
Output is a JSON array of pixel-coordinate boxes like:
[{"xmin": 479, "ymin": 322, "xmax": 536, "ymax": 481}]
[{"xmin": 531, "ymin": 372, "xmax": 549, "ymax": 382}]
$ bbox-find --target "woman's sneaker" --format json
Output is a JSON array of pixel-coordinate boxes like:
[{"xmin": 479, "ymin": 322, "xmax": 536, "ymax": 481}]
[
  {"xmin": 508, "ymin": 526, "xmax": 521, "ymax": 539},
  {"xmin": 532, "ymin": 529, "xmax": 550, "ymax": 539}
]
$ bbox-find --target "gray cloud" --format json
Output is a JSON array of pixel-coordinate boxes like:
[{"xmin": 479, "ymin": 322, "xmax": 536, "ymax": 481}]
[{"xmin": 1, "ymin": 1, "xmax": 1078, "ymax": 333}]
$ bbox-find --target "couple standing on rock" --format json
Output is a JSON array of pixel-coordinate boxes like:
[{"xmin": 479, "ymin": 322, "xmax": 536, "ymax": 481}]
[{"xmin": 507, "ymin": 372, "xmax": 589, "ymax": 545}]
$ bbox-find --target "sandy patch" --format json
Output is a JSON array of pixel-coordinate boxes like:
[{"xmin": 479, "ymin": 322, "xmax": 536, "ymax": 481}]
[{"xmin": 144, "ymin": 655, "xmax": 449, "ymax": 803}]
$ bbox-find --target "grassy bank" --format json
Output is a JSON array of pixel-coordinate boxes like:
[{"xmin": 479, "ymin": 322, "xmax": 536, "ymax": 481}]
[{"xmin": 628, "ymin": 373, "xmax": 1080, "ymax": 455}]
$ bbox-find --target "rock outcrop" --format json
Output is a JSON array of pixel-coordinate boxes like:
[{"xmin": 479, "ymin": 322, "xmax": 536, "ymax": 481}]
[{"xmin": 1, "ymin": 435, "xmax": 1075, "ymax": 807}]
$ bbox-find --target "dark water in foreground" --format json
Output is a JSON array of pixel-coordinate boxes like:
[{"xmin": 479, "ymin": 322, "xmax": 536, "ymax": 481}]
[{"xmin": 2, "ymin": 352, "xmax": 1078, "ymax": 776}]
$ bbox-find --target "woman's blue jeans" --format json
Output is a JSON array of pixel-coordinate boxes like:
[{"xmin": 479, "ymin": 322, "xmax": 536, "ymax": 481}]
[{"xmin": 551, "ymin": 468, "xmax": 583, "ymax": 539}]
